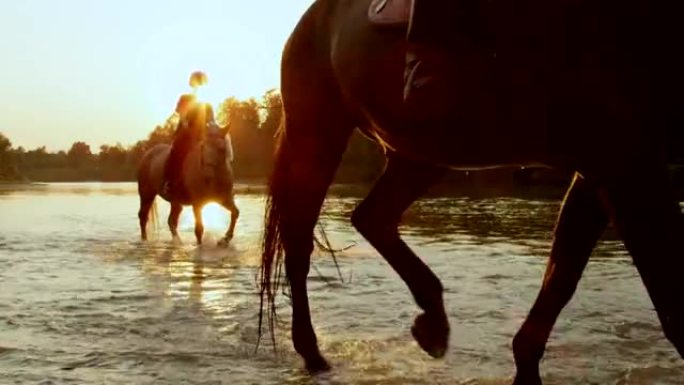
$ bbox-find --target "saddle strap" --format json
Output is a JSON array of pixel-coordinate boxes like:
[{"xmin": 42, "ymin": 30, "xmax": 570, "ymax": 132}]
[{"xmin": 368, "ymin": 0, "xmax": 412, "ymax": 27}]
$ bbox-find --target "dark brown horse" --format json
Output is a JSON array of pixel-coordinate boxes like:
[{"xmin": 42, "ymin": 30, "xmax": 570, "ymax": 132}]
[
  {"xmin": 137, "ymin": 125, "xmax": 239, "ymax": 245},
  {"xmin": 259, "ymin": 0, "xmax": 683, "ymax": 383}
]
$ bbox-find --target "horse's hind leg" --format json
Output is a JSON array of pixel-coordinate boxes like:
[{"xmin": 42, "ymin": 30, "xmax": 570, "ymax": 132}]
[
  {"xmin": 168, "ymin": 203, "xmax": 183, "ymax": 241},
  {"xmin": 138, "ymin": 193, "xmax": 156, "ymax": 241},
  {"xmin": 278, "ymin": 129, "xmax": 355, "ymax": 371},
  {"xmin": 351, "ymin": 152, "xmax": 447, "ymax": 357},
  {"xmin": 261, "ymin": 98, "xmax": 355, "ymax": 372},
  {"xmin": 192, "ymin": 204, "xmax": 204, "ymax": 245},
  {"xmin": 604, "ymin": 166, "xmax": 684, "ymax": 358},
  {"xmin": 512, "ymin": 174, "xmax": 608, "ymax": 385}
]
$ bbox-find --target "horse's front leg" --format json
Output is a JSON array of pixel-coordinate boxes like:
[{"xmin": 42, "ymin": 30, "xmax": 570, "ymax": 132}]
[
  {"xmin": 351, "ymin": 152, "xmax": 448, "ymax": 357},
  {"xmin": 192, "ymin": 204, "xmax": 204, "ymax": 245},
  {"xmin": 168, "ymin": 202, "xmax": 183, "ymax": 241},
  {"xmin": 218, "ymin": 195, "xmax": 239, "ymax": 246},
  {"xmin": 512, "ymin": 173, "xmax": 608, "ymax": 385},
  {"xmin": 138, "ymin": 193, "xmax": 156, "ymax": 241},
  {"xmin": 603, "ymin": 166, "xmax": 684, "ymax": 358}
]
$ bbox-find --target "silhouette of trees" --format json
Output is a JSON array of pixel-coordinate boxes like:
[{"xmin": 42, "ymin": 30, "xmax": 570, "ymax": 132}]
[
  {"xmin": 259, "ymin": 89, "xmax": 282, "ymax": 137},
  {"xmin": 3, "ymin": 87, "xmax": 682, "ymax": 194},
  {"xmin": 0, "ymin": 132, "xmax": 10, "ymax": 154},
  {"xmin": 98, "ymin": 144, "xmax": 127, "ymax": 167},
  {"xmin": 216, "ymin": 92, "xmax": 279, "ymax": 179},
  {"xmin": 67, "ymin": 141, "xmax": 93, "ymax": 168},
  {"xmin": 0, "ymin": 132, "xmax": 22, "ymax": 181}
]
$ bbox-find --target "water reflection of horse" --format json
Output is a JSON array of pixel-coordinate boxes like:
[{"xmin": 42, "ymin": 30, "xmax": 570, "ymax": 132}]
[
  {"xmin": 136, "ymin": 124, "xmax": 239, "ymax": 245},
  {"xmin": 258, "ymin": 0, "xmax": 684, "ymax": 383}
]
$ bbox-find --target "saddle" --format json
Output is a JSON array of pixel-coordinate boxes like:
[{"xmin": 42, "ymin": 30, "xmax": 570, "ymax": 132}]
[{"xmin": 368, "ymin": 0, "xmax": 413, "ymax": 27}]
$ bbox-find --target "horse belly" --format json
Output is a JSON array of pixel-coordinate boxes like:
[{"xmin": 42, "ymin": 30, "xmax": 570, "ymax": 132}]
[
  {"xmin": 369, "ymin": 119, "xmax": 550, "ymax": 169},
  {"xmin": 333, "ymin": 10, "xmax": 551, "ymax": 169},
  {"xmin": 354, "ymin": 60, "xmax": 552, "ymax": 169}
]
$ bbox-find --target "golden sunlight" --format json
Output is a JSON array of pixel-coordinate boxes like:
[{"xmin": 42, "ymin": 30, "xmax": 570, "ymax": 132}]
[
  {"xmin": 194, "ymin": 84, "xmax": 225, "ymax": 110},
  {"xmin": 201, "ymin": 203, "xmax": 229, "ymax": 230},
  {"xmin": 180, "ymin": 202, "xmax": 229, "ymax": 231}
]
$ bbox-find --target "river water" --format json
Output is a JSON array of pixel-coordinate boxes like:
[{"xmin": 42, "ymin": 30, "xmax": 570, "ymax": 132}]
[{"xmin": 0, "ymin": 182, "xmax": 681, "ymax": 384}]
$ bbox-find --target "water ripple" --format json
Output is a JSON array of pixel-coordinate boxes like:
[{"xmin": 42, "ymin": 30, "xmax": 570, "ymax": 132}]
[{"xmin": 0, "ymin": 183, "xmax": 681, "ymax": 384}]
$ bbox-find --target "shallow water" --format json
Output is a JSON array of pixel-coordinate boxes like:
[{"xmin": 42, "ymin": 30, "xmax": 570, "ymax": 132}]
[{"xmin": 0, "ymin": 182, "xmax": 681, "ymax": 384}]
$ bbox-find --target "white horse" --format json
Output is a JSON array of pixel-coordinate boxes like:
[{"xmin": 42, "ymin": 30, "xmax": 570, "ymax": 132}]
[{"xmin": 136, "ymin": 123, "xmax": 239, "ymax": 245}]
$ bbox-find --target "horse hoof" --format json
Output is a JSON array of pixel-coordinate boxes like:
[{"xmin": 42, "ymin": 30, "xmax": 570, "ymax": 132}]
[
  {"xmin": 304, "ymin": 353, "xmax": 331, "ymax": 373},
  {"xmin": 218, "ymin": 236, "xmax": 232, "ymax": 247},
  {"xmin": 411, "ymin": 312, "xmax": 449, "ymax": 358}
]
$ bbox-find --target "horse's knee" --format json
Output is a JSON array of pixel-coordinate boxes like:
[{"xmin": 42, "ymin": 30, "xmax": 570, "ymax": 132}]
[{"xmin": 351, "ymin": 206, "xmax": 375, "ymax": 238}]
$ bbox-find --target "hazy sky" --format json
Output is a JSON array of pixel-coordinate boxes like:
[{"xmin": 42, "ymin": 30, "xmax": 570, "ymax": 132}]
[{"xmin": 0, "ymin": 0, "xmax": 313, "ymax": 151}]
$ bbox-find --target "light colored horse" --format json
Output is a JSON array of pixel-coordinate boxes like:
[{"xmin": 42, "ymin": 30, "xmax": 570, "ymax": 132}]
[{"xmin": 137, "ymin": 126, "xmax": 239, "ymax": 245}]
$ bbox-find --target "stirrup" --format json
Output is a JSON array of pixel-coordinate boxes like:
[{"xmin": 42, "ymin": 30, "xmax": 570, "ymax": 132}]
[
  {"xmin": 403, "ymin": 56, "xmax": 437, "ymax": 103},
  {"xmin": 368, "ymin": 0, "xmax": 412, "ymax": 27}
]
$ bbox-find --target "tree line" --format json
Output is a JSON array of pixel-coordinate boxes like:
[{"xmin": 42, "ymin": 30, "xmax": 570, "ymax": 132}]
[
  {"xmin": 2, "ymin": 88, "xmax": 684, "ymax": 198},
  {"xmin": 0, "ymin": 89, "xmax": 385, "ymax": 185}
]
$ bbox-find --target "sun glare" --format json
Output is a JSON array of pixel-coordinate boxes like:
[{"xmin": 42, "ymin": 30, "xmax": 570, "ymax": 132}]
[
  {"xmin": 201, "ymin": 203, "xmax": 229, "ymax": 229},
  {"xmin": 180, "ymin": 202, "xmax": 228, "ymax": 231},
  {"xmin": 194, "ymin": 85, "xmax": 224, "ymax": 110}
]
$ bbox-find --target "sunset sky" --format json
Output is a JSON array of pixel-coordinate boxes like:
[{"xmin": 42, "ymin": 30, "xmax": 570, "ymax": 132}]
[{"xmin": 0, "ymin": 0, "xmax": 313, "ymax": 152}]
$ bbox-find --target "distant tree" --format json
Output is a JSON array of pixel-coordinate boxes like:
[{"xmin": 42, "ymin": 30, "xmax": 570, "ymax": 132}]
[
  {"xmin": 0, "ymin": 132, "xmax": 24, "ymax": 181},
  {"xmin": 218, "ymin": 97, "xmax": 260, "ymax": 130},
  {"xmin": 259, "ymin": 89, "xmax": 283, "ymax": 137},
  {"xmin": 0, "ymin": 132, "xmax": 14, "ymax": 179},
  {"xmin": 127, "ymin": 140, "xmax": 148, "ymax": 165},
  {"xmin": 98, "ymin": 143, "xmax": 127, "ymax": 167},
  {"xmin": 23, "ymin": 146, "xmax": 47, "ymax": 168},
  {"xmin": 54, "ymin": 150, "xmax": 68, "ymax": 167},
  {"xmin": 0, "ymin": 133, "xmax": 12, "ymax": 168},
  {"xmin": 337, "ymin": 130, "xmax": 384, "ymax": 182},
  {"xmin": 0, "ymin": 132, "xmax": 10, "ymax": 154},
  {"xmin": 11, "ymin": 146, "xmax": 26, "ymax": 169},
  {"xmin": 217, "ymin": 97, "xmax": 266, "ymax": 178},
  {"xmin": 67, "ymin": 141, "xmax": 93, "ymax": 168},
  {"xmin": 147, "ymin": 115, "xmax": 176, "ymax": 145}
]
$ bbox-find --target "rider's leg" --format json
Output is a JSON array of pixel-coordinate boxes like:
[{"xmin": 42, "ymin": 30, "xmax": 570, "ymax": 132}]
[
  {"xmin": 164, "ymin": 130, "xmax": 191, "ymax": 195},
  {"xmin": 405, "ymin": 1, "xmax": 486, "ymax": 103}
]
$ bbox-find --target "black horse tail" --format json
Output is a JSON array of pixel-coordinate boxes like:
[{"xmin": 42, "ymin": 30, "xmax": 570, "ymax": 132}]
[{"xmin": 257, "ymin": 115, "xmax": 288, "ymax": 351}]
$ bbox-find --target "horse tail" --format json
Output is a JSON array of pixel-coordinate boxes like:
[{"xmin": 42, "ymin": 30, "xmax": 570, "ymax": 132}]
[
  {"xmin": 257, "ymin": 111, "xmax": 354, "ymax": 351},
  {"xmin": 258, "ymin": 0, "xmax": 356, "ymax": 350},
  {"xmin": 258, "ymin": 116, "xmax": 287, "ymax": 351}
]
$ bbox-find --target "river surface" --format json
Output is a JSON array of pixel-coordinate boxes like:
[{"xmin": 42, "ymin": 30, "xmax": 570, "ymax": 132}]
[{"xmin": 0, "ymin": 182, "xmax": 682, "ymax": 384}]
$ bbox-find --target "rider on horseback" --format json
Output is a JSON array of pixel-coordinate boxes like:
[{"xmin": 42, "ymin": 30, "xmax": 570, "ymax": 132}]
[{"xmin": 162, "ymin": 71, "xmax": 209, "ymax": 198}]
